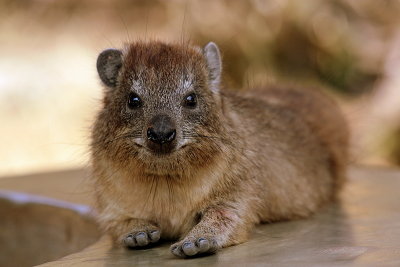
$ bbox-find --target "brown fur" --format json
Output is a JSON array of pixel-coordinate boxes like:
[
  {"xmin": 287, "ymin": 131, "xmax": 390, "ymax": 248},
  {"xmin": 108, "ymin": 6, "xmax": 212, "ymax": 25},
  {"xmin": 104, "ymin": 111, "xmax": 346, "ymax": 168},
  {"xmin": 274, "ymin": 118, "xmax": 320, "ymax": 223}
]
[{"xmin": 91, "ymin": 41, "xmax": 348, "ymax": 257}]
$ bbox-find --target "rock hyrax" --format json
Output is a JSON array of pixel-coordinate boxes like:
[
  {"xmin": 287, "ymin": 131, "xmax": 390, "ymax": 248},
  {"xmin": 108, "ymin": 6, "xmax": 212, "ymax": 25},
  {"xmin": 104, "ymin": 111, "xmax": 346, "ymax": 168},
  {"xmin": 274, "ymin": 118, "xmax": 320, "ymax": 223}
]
[{"xmin": 91, "ymin": 41, "xmax": 348, "ymax": 257}]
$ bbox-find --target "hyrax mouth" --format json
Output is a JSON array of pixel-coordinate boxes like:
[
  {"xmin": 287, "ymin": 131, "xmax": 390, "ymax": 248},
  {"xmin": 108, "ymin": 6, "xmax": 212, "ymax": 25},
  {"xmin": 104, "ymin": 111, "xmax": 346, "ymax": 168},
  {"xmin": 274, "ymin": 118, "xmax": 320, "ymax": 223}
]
[{"xmin": 146, "ymin": 143, "xmax": 176, "ymax": 155}]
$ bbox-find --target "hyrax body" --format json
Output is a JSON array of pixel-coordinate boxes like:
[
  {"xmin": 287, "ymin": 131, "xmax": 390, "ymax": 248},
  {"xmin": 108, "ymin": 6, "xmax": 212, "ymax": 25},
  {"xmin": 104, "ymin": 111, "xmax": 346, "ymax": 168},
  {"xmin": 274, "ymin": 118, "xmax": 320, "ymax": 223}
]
[{"xmin": 92, "ymin": 41, "xmax": 348, "ymax": 257}]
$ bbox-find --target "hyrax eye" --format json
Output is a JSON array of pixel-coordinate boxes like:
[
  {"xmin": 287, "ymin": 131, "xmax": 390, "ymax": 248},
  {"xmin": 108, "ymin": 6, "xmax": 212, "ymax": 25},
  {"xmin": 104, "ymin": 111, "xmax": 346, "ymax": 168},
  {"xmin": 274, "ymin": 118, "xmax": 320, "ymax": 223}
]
[
  {"xmin": 184, "ymin": 93, "xmax": 197, "ymax": 108},
  {"xmin": 127, "ymin": 93, "xmax": 142, "ymax": 109}
]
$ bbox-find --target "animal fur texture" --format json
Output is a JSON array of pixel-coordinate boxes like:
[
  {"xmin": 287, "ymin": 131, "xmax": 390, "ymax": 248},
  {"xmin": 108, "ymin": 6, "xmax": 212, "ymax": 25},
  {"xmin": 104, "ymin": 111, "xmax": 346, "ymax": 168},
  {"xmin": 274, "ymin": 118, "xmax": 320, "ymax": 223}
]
[{"xmin": 91, "ymin": 41, "xmax": 348, "ymax": 258}]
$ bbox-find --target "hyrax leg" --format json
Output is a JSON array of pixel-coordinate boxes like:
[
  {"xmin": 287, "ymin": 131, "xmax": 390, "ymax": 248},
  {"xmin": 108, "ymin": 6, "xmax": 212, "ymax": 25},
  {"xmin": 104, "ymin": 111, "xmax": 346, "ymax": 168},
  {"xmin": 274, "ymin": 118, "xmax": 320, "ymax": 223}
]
[
  {"xmin": 171, "ymin": 203, "xmax": 251, "ymax": 258},
  {"xmin": 106, "ymin": 218, "xmax": 161, "ymax": 248}
]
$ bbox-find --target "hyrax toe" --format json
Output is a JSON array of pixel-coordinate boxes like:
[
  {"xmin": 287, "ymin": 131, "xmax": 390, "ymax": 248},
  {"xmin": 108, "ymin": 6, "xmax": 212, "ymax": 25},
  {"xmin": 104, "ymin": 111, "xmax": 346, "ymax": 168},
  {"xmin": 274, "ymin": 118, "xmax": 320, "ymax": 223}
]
[
  {"xmin": 135, "ymin": 232, "xmax": 149, "ymax": 246},
  {"xmin": 148, "ymin": 229, "xmax": 161, "ymax": 242},
  {"xmin": 122, "ymin": 229, "xmax": 161, "ymax": 248},
  {"xmin": 170, "ymin": 237, "xmax": 218, "ymax": 258}
]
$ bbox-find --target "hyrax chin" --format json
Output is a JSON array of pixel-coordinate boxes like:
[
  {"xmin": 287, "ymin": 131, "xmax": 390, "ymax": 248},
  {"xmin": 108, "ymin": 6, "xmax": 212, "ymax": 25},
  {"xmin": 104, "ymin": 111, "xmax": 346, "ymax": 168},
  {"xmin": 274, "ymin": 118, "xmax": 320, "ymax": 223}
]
[{"xmin": 91, "ymin": 41, "xmax": 348, "ymax": 258}]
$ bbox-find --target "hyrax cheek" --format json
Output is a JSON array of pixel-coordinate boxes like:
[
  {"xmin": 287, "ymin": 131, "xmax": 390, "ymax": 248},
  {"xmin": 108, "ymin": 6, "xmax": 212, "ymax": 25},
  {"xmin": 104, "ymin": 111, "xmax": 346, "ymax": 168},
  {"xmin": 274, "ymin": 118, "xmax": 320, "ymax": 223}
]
[
  {"xmin": 133, "ymin": 137, "xmax": 145, "ymax": 146},
  {"xmin": 177, "ymin": 137, "xmax": 193, "ymax": 148}
]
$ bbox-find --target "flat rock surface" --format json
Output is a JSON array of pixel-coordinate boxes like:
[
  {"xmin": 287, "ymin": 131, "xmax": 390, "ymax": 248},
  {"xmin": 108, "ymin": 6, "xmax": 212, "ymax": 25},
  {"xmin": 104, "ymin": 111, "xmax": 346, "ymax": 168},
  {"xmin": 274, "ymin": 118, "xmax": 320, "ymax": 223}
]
[{"xmin": 1, "ymin": 166, "xmax": 399, "ymax": 267}]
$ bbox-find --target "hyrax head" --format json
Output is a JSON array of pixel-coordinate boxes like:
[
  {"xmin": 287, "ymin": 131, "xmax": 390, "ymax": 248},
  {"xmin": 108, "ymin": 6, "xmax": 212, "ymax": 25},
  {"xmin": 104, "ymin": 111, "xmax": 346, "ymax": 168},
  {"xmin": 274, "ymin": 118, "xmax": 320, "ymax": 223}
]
[{"xmin": 93, "ymin": 41, "xmax": 225, "ymax": 173}]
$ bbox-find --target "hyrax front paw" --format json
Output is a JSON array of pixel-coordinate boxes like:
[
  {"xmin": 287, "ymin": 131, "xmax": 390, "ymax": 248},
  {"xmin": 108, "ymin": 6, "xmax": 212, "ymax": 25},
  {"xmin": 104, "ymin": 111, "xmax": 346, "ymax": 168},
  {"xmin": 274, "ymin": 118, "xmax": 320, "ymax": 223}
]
[
  {"xmin": 171, "ymin": 237, "xmax": 218, "ymax": 258},
  {"xmin": 122, "ymin": 229, "xmax": 161, "ymax": 248}
]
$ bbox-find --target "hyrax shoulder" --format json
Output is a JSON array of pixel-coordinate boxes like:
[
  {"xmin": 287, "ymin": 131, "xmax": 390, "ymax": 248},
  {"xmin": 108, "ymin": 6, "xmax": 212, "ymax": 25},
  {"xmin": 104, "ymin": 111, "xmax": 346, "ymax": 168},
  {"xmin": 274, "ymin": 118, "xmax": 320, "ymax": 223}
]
[{"xmin": 91, "ymin": 40, "xmax": 348, "ymax": 258}]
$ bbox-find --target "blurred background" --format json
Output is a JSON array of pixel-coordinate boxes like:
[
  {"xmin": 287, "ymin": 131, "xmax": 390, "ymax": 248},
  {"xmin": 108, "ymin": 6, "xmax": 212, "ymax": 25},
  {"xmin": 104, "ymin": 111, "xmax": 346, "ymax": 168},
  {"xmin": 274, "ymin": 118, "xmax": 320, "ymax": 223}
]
[{"xmin": 1, "ymin": 0, "xmax": 400, "ymax": 177}]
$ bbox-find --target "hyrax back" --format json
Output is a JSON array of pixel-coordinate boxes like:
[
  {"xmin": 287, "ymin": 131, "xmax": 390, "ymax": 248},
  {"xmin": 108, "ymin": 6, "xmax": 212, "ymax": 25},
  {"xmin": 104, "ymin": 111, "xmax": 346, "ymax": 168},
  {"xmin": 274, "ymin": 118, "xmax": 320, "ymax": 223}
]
[{"xmin": 91, "ymin": 41, "xmax": 348, "ymax": 258}]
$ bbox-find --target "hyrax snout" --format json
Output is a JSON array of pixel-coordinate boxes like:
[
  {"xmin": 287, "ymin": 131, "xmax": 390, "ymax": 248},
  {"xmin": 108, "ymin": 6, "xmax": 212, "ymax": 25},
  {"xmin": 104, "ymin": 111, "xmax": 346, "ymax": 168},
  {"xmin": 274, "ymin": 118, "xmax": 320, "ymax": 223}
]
[{"xmin": 146, "ymin": 114, "xmax": 177, "ymax": 153}]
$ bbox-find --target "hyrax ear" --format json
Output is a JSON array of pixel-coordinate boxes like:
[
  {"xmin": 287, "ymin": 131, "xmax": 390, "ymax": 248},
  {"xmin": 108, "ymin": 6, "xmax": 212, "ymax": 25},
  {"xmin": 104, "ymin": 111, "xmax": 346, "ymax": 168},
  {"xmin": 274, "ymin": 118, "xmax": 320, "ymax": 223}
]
[
  {"xmin": 96, "ymin": 49, "xmax": 123, "ymax": 88},
  {"xmin": 203, "ymin": 42, "xmax": 222, "ymax": 93}
]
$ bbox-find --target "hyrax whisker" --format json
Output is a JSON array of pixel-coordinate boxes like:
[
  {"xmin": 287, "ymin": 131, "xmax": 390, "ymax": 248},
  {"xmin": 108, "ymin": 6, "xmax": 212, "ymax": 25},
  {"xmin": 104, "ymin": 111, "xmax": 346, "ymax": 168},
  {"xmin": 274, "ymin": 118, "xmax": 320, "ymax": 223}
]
[{"xmin": 92, "ymin": 133, "xmax": 143, "ymax": 148}]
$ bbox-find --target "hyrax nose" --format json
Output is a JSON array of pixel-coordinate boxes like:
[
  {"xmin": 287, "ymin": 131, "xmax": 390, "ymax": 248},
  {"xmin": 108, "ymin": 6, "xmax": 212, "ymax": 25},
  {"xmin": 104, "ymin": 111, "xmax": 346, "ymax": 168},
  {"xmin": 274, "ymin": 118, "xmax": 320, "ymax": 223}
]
[
  {"xmin": 147, "ymin": 128, "xmax": 176, "ymax": 144},
  {"xmin": 147, "ymin": 115, "xmax": 176, "ymax": 145}
]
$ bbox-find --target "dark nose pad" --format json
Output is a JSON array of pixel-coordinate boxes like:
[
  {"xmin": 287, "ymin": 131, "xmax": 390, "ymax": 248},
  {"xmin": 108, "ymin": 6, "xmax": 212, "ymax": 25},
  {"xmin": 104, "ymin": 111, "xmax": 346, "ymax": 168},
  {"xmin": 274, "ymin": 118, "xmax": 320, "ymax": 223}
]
[
  {"xmin": 147, "ymin": 115, "xmax": 176, "ymax": 145},
  {"xmin": 147, "ymin": 127, "xmax": 176, "ymax": 144}
]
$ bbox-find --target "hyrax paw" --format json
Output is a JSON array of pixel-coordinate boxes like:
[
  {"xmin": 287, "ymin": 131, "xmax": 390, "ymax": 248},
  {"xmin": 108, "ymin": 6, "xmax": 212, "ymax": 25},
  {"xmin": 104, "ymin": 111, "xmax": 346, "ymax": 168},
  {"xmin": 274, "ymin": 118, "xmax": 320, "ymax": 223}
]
[
  {"xmin": 170, "ymin": 237, "xmax": 218, "ymax": 258},
  {"xmin": 122, "ymin": 229, "xmax": 161, "ymax": 248}
]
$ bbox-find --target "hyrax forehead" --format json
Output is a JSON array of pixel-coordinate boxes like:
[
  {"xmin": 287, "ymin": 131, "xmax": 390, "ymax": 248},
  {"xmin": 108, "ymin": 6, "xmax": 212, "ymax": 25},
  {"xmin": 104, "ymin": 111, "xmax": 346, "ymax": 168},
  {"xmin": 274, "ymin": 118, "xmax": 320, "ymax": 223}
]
[
  {"xmin": 97, "ymin": 41, "xmax": 221, "ymax": 97},
  {"xmin": 121, "ymin": 42, "xmax": 207, "ymax": 94}
]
